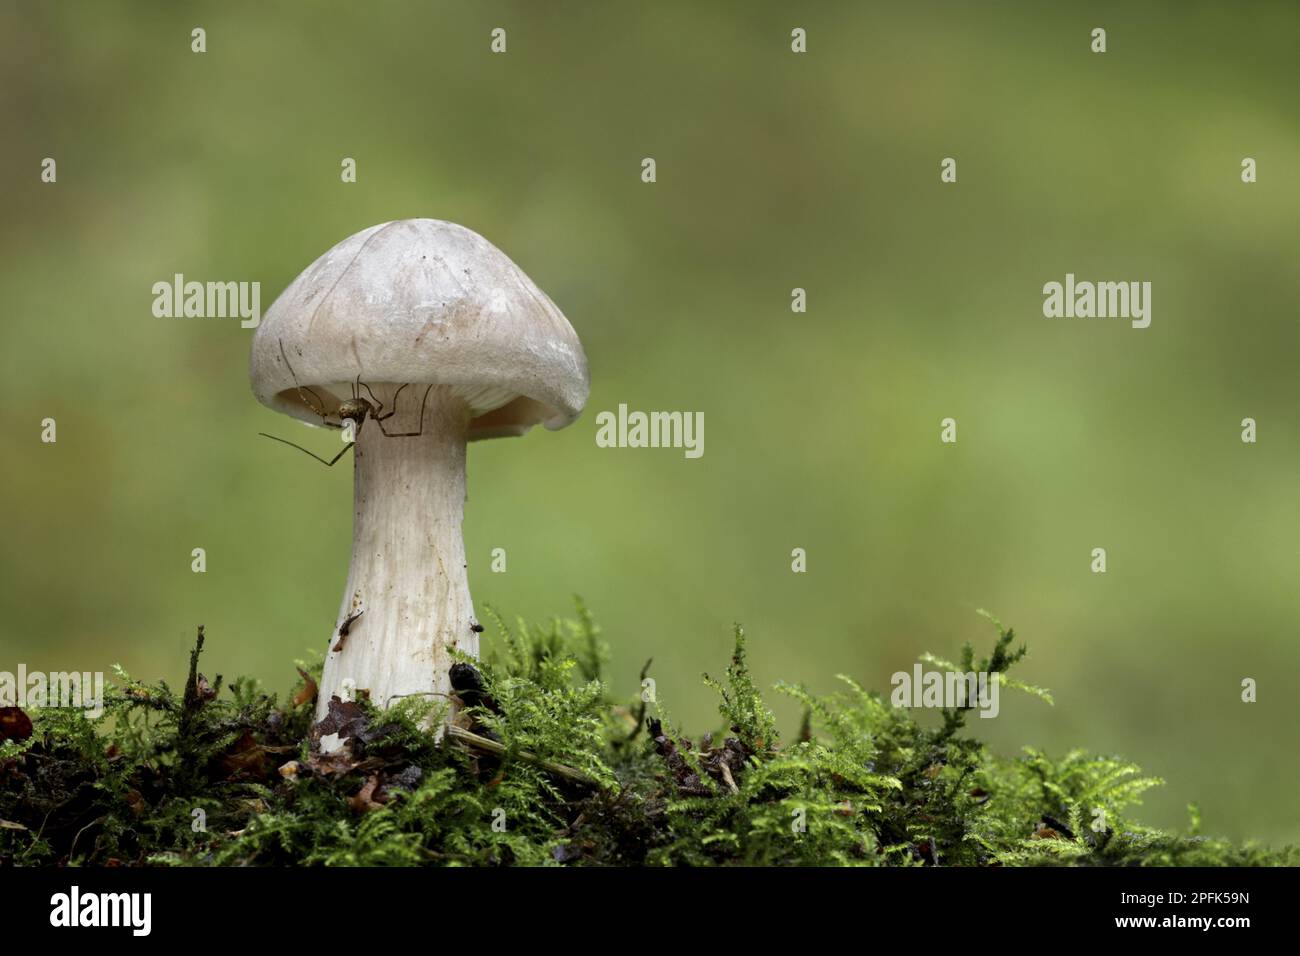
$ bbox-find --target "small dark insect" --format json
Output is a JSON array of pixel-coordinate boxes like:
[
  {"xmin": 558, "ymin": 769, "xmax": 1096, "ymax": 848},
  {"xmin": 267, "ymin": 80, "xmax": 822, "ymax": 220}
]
[
  {"xmin": 469, "ymin": 621, "xmax": 484, "ymax": 633},
  {"xmin": 259, "ymin": 337, "xmax": 436, "ymax": 466}
]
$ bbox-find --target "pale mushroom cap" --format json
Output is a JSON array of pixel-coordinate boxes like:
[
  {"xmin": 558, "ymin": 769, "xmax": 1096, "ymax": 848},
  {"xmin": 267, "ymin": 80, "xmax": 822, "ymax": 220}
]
[{"xmin": 249, "ymin": 219, "xmax": 589, "ymax": 439}]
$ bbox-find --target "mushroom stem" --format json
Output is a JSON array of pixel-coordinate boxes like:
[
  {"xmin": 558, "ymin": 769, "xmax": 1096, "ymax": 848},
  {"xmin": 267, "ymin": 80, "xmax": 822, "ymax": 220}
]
[{"xmin": 315, "ymin": 384, "xmax": 476, "ymax": 721}]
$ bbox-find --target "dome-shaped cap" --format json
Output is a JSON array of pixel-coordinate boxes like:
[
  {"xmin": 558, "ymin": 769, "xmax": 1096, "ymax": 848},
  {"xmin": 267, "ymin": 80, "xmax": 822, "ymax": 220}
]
[{"xmin": 250, "ymin": 219, "xmax": 588, "ymax": 440}]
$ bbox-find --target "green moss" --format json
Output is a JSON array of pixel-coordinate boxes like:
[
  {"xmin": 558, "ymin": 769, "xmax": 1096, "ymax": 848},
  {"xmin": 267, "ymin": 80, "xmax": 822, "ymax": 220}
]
[{"xmin": 0, "ymin": 605, "xmax": 1292, "ymax": 867}]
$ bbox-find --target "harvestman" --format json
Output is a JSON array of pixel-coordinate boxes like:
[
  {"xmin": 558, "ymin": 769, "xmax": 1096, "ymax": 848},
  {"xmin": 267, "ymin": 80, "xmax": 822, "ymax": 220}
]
[{"xmin": 258, "ymin": 338, "xmax": 436, "ymax": 465}]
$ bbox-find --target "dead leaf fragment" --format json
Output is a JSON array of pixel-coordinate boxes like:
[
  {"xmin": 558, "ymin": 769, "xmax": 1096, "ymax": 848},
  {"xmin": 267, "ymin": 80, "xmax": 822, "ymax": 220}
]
[
  {"xmin": 220, "ymin": 730, "xmax": 268, "ymax": 778},
  {"xmin": 292, "ymin": 667, "xmax": 318, "ymax": 709},
  {"xmin": 0, "ymin": 707, "xmax": 33, "ymax": 744},
  {"xmin": 195, "ymin": 673, "xmax": 217, "ymax": 703},
  {"xmin": 348, "ymin": 774, "xmax": 387, "ymax": 813}
]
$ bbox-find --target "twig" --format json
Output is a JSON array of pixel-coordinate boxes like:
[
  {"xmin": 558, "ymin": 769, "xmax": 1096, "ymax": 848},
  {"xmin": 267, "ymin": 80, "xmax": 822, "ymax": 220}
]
[
  {"xmin": 718, "ymin": 762, "xmax": 740, "ymax": 794},
  {"xmin": 19, "ymin": 808, "xmax": 53, "ymax": 862},
  {"xmin": 179, "ymin": 624, "xmax": 205, "ymax": 741},
  {"xmin": 68, "ymin": 814, "xmax": 106, "ymax": 863},
  {"xmin": 621, "ymin": 658, "xmax": 654, "ymax": 746},
  {"xmin": 444, "ymin": 725, "xmax": 600, "ymax": 789}
]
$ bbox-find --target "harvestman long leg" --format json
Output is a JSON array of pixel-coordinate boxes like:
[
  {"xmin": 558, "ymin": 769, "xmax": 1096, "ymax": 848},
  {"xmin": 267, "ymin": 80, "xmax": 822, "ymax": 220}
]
[
  {"xmin": 260, "ymin": 338, "xmax": 355, "ymax": 465},
  {"xmin": 278, "ymin": 337, "xmax": 343, "ymax": 429},
  {"xmin": 257, "ymin": 433, "xmax": 356, "ymax": 467},
  {"xmin": 356, "ymin": 378, "xmax": 394, "ymax": 418},
  {"xmin": 372, "ymin": 384, "xmax": 436, "ymax": 437}
]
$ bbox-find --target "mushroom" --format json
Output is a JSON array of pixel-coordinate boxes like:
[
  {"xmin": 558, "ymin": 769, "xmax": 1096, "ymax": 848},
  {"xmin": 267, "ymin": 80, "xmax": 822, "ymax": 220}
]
[{"xmin": 249, "ymin": 219, "xmax": 588, "ymax": 722}]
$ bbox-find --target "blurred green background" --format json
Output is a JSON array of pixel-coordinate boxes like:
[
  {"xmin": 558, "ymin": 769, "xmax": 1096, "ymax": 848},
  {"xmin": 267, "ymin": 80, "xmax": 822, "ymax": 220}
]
[{"xmin": 3, "ymin": 1, "xmax": 1298, "ymax": 844}]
